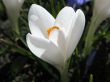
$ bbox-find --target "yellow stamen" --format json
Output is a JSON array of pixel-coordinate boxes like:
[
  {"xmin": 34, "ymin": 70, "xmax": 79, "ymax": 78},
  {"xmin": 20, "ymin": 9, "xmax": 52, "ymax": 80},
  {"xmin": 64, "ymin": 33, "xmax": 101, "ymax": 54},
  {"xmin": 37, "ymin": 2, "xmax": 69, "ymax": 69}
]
[{"xmin": 47, "ymin": 26, "xmax": 59, "ymax": 36}]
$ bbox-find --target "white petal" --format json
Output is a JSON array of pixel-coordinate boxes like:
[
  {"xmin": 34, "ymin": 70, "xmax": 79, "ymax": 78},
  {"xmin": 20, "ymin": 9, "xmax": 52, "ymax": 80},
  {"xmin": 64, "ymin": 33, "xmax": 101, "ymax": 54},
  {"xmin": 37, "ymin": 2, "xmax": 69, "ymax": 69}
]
[
  {"xmin": 55, "ymin": 6, "xmax": 75, "ymax": 37},
  {"xmin": 29, "ymin": 15, "xmax": 45, "ymax": 38},
  {"xmin": 26, "ymin": 33, "xmax": 49, "ymax": 57},
  {"xmin": 49, "ymin": 30, "xmax": 59, "ymax": 46},
  {"xmin": 57, "ymin": 30, "xmax": 67, "ymax": 61},
  {"xmin": 41, "ymin": 42, "xmax": 65, "ymax": 68},
  {"xmin": 66, "ymin": 9, "xmax": 85, "ymax": 59},
  {"xmin": 3, "ymin": 0, "xmax": 24, "ymax": 11},
  {"xmin": 26, "ymin": 33, "xmax": 65, "ymax": 68},
  {"xmin": 3, "ymin": 0, "xmax": 18, "ymax": 9},
  {"xmin": 28, "ymin": 4, "xmax": 55, "ymax": 37},
  {"xmin": 18, "ymin": 0, "xmax": 25, "ymax": 8}
]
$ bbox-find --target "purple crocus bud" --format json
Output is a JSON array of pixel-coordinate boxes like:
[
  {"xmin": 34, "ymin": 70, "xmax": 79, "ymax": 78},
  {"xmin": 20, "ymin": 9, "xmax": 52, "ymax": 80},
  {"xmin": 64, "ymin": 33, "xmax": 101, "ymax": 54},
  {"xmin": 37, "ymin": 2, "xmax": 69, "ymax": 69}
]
[
  {"xmin": 84, "ymin": 50, "xmax": 96, "ymax": 75},
  {"xmin": 67, "ymin": 0, "xmax": 90, "ymax": 7},
  {"xmin": 83, "ymin": 50, "xmax": 96, "ymax": 79},
  {"xmin": 86, "ymin": 50, "xmax": 96, "ymax": 68}
]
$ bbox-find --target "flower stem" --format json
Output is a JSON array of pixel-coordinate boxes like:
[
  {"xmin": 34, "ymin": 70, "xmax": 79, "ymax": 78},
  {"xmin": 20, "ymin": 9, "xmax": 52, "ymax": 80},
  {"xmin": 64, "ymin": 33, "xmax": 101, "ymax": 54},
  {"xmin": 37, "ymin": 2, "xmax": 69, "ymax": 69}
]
[
  {"xmin": 83, "ymin": 14, "xmax": 102, "ymax": 57},
  {"xmin": 11, "ymin": 17, "xmax": 20, "ymax": 37},
  {"xmin": 59, "ymin": 64, "xmax": 69, "ymax": 82}
]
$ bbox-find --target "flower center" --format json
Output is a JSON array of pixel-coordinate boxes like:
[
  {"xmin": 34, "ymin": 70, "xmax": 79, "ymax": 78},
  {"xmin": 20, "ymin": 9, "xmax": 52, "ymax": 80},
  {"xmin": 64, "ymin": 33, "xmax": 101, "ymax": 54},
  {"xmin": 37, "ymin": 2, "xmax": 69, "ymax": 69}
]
[{"xmin": 47, "ymin": 26, "xmax": 59, "ymax": 36}]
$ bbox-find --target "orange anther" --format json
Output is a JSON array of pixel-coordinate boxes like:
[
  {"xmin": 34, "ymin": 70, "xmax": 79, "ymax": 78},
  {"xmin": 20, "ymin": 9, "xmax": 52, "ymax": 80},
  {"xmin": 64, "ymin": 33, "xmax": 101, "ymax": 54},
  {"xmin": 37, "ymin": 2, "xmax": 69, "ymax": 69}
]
[{"xmin": 47, "ymin": 26, "xmax": 59, "ymax": 36}]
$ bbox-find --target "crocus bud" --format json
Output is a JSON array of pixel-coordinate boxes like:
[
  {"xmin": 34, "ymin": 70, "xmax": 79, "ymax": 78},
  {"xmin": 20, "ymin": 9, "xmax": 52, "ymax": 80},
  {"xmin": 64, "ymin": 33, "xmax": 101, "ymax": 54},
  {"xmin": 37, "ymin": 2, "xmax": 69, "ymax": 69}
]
[
  {"xmin": 3, "ymin": 0, "xmax": 24, "ymax": 21},
  {"xmin": 93, "ymin": 0, "xmax": 110, "ymax": 23},
  {"xmin": 2, "ymin": 0, "xmax": 25, "ymax": 35},
  {"xmin": 84, "ymin": 0, "xmax": 110, "ymax": 55}
]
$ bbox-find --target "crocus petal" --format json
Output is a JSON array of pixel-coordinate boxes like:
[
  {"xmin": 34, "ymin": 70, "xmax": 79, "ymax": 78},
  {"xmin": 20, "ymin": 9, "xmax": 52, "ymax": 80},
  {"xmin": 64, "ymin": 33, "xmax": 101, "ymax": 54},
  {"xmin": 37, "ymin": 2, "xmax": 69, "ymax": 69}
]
[
  {"xmin": 29, "ymin": 15, "xmax": 45, "ymax": 38},
  {"xmin": 55, "ymin": 6, "xmax": 75, "ymax": 38},
  {"xmin": 3, "ymin": 0, "xmax": 18, "ymax": 9},
  {"xmin": 27, "ymin": 33, "xmax": 64, "ymax": 68},
  {"xmin": 66, "ymin": 9, "xmax": 85, "ymax": 59},
  {"xmin": 26, "ymin": 33, "xmax": 49, "ymax": 57},
  {"xmin": 49, "ymin": 29, "xmax": 59, "ymax": 46},
  {"xmin": 57, "ymin": 30, "xmax": 67, "ymax": 61},
  {"xmin": 18, "ymin": 0, "xmax": 25, "ymax": 6},
  {"xmin": 3, "ymin": 0, "xmax": 24, "ymax": 12},
  {"xmin": 94, "ymin": 0, "xmax": 110, "ymax": 21},
  {"xmin": 68, "ymin": 0, "xmax": 90, "ymax": 7},
  {"xmin": 94, "ymin": 0, "xmax": 110, "ymax": 14},
  {"xmin": 41, "ymin": 42, "xmax": 65, "ymax": 68},
  {"xmin": 28, "ymin": 4, "xmax": 55, "ymax": 37}
]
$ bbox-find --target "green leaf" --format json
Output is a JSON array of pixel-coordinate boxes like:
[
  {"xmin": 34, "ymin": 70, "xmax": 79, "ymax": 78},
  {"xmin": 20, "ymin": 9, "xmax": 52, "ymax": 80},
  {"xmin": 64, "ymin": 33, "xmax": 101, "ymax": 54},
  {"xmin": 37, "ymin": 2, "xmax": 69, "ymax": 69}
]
[
  {"xmin": 104, "ymin": 33, "xmax": 110, "ymax": 42},
  {"xmin": 0, "ymin": 47, "xmax": 8, "ymax": 56}
]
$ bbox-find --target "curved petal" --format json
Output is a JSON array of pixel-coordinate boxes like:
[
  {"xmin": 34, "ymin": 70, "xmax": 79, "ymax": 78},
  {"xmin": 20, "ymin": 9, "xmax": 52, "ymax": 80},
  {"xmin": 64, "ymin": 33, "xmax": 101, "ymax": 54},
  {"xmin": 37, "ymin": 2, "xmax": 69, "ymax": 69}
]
[
  {"xmin": 26, "ymin": 33, "xmax": 49, "ymax": 57},
  {"xmin": 55, "ymin": 6, "xmax": 75, "ymax": 37},
  {"xmin": 41, "ymin": 41, "xmax": 65, "ymax": 68},
  {"xmin": 57, "ymin": 30, "xmax": 67, "ymax": 61},
  {"xmin": 28, "ymin": 4, "xmax": 55, "ymax": 37},
  {"xmin": 29, "ymin": 15, "xmax": 45, "ymax": 38},
  {"xmin": 26, "ymin": 33, "xmax": 65, "ymax": 68},
  {"xmin": 49, "ymin": 29, "xmax": 59, "ymax": 46},
  {"xmin": 66, "ymin": 9, "xmax": 85, "ymax": 59}
]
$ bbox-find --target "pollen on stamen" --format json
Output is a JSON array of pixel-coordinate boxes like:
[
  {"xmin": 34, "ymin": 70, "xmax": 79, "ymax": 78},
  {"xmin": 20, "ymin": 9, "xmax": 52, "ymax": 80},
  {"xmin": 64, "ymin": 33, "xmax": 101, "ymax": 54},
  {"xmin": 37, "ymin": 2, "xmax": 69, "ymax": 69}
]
[{"xmin": 47, "ymin": 26, "xmax": 59, "ymax": 36}]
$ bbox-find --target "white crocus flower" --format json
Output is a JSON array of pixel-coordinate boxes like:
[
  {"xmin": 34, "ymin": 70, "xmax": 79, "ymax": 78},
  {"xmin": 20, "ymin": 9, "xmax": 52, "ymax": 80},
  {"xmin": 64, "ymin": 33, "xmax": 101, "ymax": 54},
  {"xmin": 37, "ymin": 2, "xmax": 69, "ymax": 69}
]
[
  {"xmin": 26, "ymin": 4, "xmax": 85, "ymax": 70},
  {"xmin": 3, "ymin": 0, "xmax": 25, "ymax": 35},
  {"xmin": 93, "ymin": 0, "xmax": 110, "ymax": 23},
  {"xmin": 3, "ymin": 0, "xmax": 24, "ymax": 20}
]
